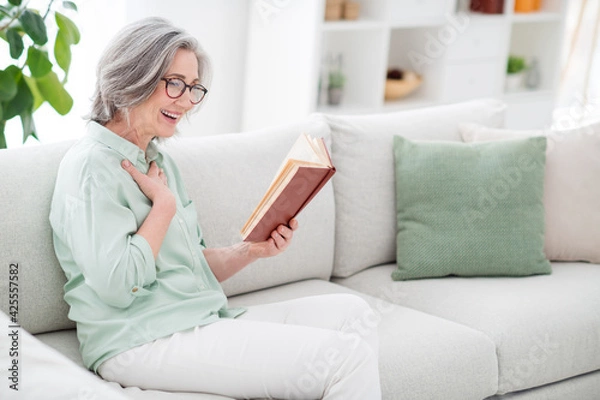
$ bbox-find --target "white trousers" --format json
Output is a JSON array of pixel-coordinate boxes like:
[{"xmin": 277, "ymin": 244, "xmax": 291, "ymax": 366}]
[{"xmin": 98, "ymin": 294, "xmax": 381, "ymax": 400}]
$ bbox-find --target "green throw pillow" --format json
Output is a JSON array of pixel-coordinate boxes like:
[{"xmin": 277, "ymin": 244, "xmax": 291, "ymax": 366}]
[{"xmin": 392, "ymin": 135, "xmax": 551, "ymax": 281}]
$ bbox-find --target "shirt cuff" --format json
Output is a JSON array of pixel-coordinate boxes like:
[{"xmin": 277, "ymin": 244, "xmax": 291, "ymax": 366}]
[{"xmin": 129, "ymin": 234, "xmax": 156, "ymax": 297}]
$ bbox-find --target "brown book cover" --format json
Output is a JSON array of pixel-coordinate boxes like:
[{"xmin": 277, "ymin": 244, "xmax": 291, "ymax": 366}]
[{"xmin": 241, "ymin": 134, "xmax": 336, "ymax": 242}]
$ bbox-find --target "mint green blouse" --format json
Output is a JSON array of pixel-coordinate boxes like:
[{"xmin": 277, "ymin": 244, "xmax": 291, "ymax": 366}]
[{"xmin": 49, "ymin": 122, "xmax": 245, "ymax": 372}]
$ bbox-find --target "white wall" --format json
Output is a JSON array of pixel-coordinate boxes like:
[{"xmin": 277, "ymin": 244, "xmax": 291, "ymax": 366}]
[
  {"xmin": 4, "ymin": 0, "xmax": 249, "ymax": 148},
  {"xmin": 124, "ymin": 0, "xmax": 249, "ymax": 137}
]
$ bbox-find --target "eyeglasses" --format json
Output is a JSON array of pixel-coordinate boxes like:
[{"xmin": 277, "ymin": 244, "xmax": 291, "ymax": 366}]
[{"xmin": 161, "ymin": 77, "xmax": 208, "ymax": 104}]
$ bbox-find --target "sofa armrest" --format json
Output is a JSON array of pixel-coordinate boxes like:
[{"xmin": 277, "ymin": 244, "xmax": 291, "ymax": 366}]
[{"xmin": 0, "ymin": 311, "xmax": 131, "ymax": 399}]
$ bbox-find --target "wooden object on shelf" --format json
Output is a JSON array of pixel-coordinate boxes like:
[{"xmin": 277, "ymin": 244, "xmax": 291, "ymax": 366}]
[
  {"xmin": 343, "ymin": 1, "xmax": 360, "ymax": 20},
  {"xmin": 470, "ymin": 0, "xmax": 504, "ymax": 14},
  {"xmin": 515, "ymin": 0, "xmax": 541, "ymax": 12},
  {"xmin": 325, "ymin": 0, "xmax": 343, "ymax": 20},
  {"xmin": 385, "ymin": 73, "xmax": 423, "ymax": 101}
]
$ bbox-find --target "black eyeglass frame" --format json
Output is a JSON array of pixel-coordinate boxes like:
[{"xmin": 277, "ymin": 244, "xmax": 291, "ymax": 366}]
[{"xmin": 161, "ymin": 77, "xmax": 208, "ymax": 104}]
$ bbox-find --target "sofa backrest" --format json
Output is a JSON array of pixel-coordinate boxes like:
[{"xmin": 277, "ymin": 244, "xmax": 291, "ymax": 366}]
[
  {"xmin": 165, "ymin": 115, "xmax": 334, "ymax": 297},
  {"xmin": 325, "ymin": 98, "xmax": 507, "ymax": 278},
  {"xmin": 0, "ymin": 115, "xmax": 334, "ymax": 335},
  {"xmin": 0, "ymin": 140, "xmax": 76, "ymax": 334}
]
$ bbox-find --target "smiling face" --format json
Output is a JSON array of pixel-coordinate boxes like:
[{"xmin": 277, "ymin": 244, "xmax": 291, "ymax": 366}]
[{"xmin": 121, "ymin": 48, "xmax": 200, "ymax": 148}]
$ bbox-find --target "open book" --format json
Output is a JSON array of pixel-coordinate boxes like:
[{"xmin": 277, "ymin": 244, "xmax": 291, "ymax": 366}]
[{"xmin": 241, "ymin": 133, "xmax": 336, "ymax": 242}]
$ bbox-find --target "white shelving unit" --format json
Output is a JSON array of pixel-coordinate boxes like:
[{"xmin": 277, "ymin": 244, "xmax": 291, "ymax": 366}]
[{"xmin": 242, "ymin": 0, "xmax": 567, "ymax": 131}]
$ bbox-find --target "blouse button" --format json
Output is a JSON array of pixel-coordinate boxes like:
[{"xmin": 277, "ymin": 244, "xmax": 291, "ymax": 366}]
[{"xmin": 132, "ymin": 287, "xmax": 139, "ymax": 293}]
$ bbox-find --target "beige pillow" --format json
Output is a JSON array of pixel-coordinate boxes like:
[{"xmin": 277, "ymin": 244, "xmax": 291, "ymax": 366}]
[{"xmin": 460, "ymin": 121, "xmax": 600, "ymax": 263}]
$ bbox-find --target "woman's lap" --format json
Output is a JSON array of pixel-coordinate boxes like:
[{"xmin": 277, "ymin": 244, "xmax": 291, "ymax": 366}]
[{"xmin": 98, "ymin": 293, "xmax": 381, "ymax": 399}]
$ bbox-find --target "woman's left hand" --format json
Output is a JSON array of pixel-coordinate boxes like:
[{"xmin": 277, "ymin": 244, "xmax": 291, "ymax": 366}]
[
  {"xmin": 249, "ymin": 218, "xmax": 299, "ymax": 258},
  {"xmin": 203, "ymin": 218, "xmax": 299, "ymax": 282}
]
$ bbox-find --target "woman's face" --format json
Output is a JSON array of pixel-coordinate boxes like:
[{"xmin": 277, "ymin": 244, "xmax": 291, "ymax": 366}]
[{"xmin": 130, "ymin": 48, "xmax": 199, "ymax": 140}]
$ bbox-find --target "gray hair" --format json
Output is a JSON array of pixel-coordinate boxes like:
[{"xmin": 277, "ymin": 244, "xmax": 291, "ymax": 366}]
[{"xmin": 88, "ymin": 17, "xmax": 211, "ymax": 124}]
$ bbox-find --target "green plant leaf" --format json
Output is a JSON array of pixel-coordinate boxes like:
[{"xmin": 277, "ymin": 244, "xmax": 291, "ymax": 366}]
[
  {"xmin": 20, "ymin": 108, "xmax": 37, "ymax": 143},
  {"xmin": 7, "ymin": 28, "xmax": 24, "ymax": 59},
  {"xmin": 0, "ymin": 66, "xmax": 19, "ymax": 101},
  {"xmin": 55, "ymin": 12, "xmax": 80, "ymax": 45},
  {"xmin": 36, "ymin": 71, "xmax": 73, "ymax": 115},
  {"xmin": 62, "ymin": 1, "xmax": 77, "ymax": 11},
  {"xmin": 19, "ymin": 9, "xmax": 48, "ymax": 45},
  {"xmin": 23, "ymin": 74, "xmax": 44, "ymax": 110},
  {"xmin": 55, "ymin": 30, "xmax": 71, "ymax": 73},
  {"xmin": 27, "ymin": 47, "xmax": 52, "ymax": 78},
  {"xmin": 0, "ymin": 121, "xmax": 7, "ymax": 149},
  {"xmin": 3, "ymin": 74, "xmax": 33, "ymax": 120},
  {"xmin": 8, "ymin": 0, "xmax": 22, "ymax": 6}
]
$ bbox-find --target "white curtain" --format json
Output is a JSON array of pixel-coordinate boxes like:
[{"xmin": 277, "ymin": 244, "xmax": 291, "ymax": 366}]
[{"xmin": 554, "ymin": 0, "xmax": 600, "ymax": 128}]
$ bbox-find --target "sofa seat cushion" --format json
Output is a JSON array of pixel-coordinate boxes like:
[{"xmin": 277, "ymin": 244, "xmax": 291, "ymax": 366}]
[
  {"xmin": 228, "ymin": 279, "xmax": 499, "ymax": 400},
  {"xmin": 334, "ymin": 263, "xmax": 600, "ymax": 395},
  {"xmin": 485, "ymin": 369, "xmax": 600, "ymax": 400},
  {"xmin": 38, "ymin": 279, "xmax": 499, "ymax": 400}
]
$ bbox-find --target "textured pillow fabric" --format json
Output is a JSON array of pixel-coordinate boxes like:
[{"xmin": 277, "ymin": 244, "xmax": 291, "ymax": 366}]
[
  {"xmin": 460, "ymin": 122, "xmax": 600, "ymax": 263},
  {"xmin": 327, "ymin": 98, "xmax": 507, "ymax": 278},
  {"xmin": 392, "ymin": 135, "xmax": 551, "ymax": 280}
]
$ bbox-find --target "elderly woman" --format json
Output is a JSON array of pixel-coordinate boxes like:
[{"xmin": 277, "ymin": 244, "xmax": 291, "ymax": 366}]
[{"xmin": 49, "ymin": 17, "xmax": 380, "ymax": 399}]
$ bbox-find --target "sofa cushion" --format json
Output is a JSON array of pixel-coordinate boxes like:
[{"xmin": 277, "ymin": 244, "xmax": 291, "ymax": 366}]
[
  {"xmin": 460, "ymin": 121, "xmax": 600, "ymax": 263},
  {"xmin": 227, "ymin": 279, "xmax": 499, "ymax": 400},
  {"xmin": 0, "ymin": 141, "xmax": 76, "ymax": 334},
  {"xmin": 0, "ymin": 311, "xmax": 130, "ymax": 400},
  {"xmin": 32, "ymin": 327, "xmax": 235, "ymax": 400},
  {"xmin": 392, "ymin": 135, "xmax": 550, "ymax": 280},
  {"xmin": 486, "ymin": 370, "xmax": 600, "ymax": 400},
  {"xmin": 326, "ymin": 98, "xmax": 507, "ymax": 278},
  {"xmin": 164, "ymin": 115, "xmax": 334, "ymax": 297},
  {"xmin": 334, "ymin": 262, "xmax": 600, "ymax": 394},
  {"xmin": 37, "ymin": 279, "xmax": 499, "ymax": 400}
]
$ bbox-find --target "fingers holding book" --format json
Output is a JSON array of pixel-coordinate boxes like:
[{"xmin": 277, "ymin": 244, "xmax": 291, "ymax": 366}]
[
  {"xmin": 271, "ymin": 218, "xmax": 299, "ymax": 250},
  {"xmin": 249, "ymin": 218, "xmax": 299, "ymax": 258}
]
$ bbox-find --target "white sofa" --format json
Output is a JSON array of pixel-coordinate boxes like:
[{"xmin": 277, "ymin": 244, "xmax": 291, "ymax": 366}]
[{"xmin": 1, "ymin": 98, "xmax": 599, "ymax": 400}]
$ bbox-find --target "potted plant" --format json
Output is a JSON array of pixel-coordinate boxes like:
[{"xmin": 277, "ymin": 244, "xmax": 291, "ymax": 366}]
[
  {"xmin": 327, "ymin": 69, "xmax": 345, "ymax": 106},
  {"xmin": 505, "ymin": 55, "xmax": 526, "ymax": 92},
  {"xmin": 0, "ymin": 0, "xmax": 80, "ymax": 149}
]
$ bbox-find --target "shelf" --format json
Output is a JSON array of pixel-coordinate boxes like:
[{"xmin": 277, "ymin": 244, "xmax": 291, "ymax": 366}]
[
  {"xmin": 511, "ymin": 11, "xmax": 562, "ymax": 23},
  {"xmin": 322, "ymin": 19, "xmax": 387, "ymax": 32},
  {"xmin": 243, "ymin": 0, "xmax": 567, "ymax": 131},
  {"xmin": 461, "ymin": 12, "xmax": 508, "ymax": 23},
  {"xmin": 502, "ymin": 89, "xmax": 554, "ymax": 101},
  {"xmin": 388, "ymin": 18, "xmax": 446, "ymax": 29}
]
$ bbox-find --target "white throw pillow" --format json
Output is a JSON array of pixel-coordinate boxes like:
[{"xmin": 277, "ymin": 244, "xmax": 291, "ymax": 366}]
[
  {"xmin": 460, "ymin": 121, "xmax": 600, "ymax": 263},
  {"xmin": 0, "ymin": 311, "xmax": 130, "ymax": 399}
]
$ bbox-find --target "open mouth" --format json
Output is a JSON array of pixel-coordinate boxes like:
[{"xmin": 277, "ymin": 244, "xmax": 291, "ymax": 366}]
[{"xmin": 161, "ymin": 109, "xmax": 179, "ymax": 121}]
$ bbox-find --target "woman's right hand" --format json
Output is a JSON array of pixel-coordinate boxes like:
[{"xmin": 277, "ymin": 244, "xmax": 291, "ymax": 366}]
[
  {"xmin": 122, "ymin": 160, "xmax": 176, "ymax": 212},
  {"xmin": 121, "ymin": 159, "xmax": 176, "ymax": 258}
]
